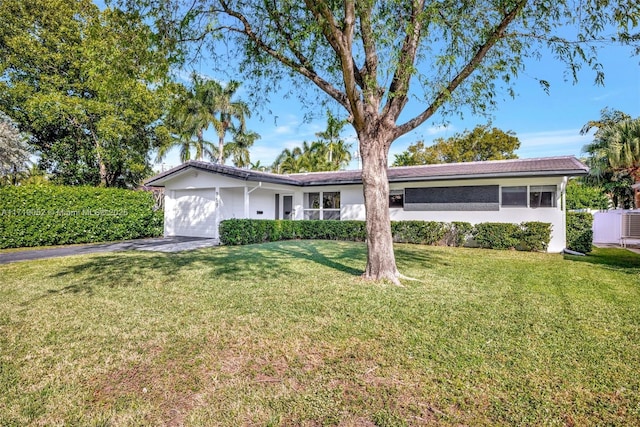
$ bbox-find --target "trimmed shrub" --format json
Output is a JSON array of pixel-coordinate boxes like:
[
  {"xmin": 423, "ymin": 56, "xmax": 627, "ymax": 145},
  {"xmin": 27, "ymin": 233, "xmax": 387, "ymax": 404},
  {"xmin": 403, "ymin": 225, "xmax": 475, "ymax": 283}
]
[
  {"xmin": 520, "ymin": 222, "xmax": 552, "ymax": 252},
  {"xmin": 443, "ymin": 221, "xmax": 473, "ymax": 247},
  {"xmin": 0, "ymin": 185, "xmax": 163, "ymax": 248},
  {"xmin": 472, "ymin": 222, "xmax": 522, "ymax": 250},
  {"xmin": 220, "ymin": 219, "xmax": 551, "ymax": 252},
  {"xmin": 472, "ymin": 222, "xmax": 552, "ymax": 251},
  {"xmin": 218, "ymin": 219, "xmax": 367, "ymax": 245},
  {"xmin": 391, "ymin": 221, "xmax": 447, "ymax": 245},
  {"xmin": 566, "ymin": 212, "xmax": 593, "ymax": 253}
]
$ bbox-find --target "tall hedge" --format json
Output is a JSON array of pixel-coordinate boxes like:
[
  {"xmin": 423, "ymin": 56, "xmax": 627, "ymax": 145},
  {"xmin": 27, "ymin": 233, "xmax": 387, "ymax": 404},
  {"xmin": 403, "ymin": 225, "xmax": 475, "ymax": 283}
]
[
  {"xmin": 566, "ymin": 212, "xmax": 593, "ymax": 253},
  {"xmin": 0, "ymin": 185, "xmax": 163, "ymax": 248}
]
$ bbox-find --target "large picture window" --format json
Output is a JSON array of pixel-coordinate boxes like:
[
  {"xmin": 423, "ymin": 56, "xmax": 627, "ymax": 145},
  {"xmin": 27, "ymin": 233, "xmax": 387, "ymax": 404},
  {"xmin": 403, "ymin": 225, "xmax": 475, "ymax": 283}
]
[
  {"xmin": 404, "ymin": 185, "xmax": 499, "ymax": 211},
  {"xmin": 304, "ymin": 191, "xmax": 340, "ymax": 220}
]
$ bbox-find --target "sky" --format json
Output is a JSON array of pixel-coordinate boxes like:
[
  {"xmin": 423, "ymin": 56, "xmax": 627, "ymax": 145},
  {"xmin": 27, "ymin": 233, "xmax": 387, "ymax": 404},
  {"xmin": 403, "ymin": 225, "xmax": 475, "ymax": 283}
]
[{"xmin": 156, "ymin": 30, "xmax": 640, "ymax": 172}]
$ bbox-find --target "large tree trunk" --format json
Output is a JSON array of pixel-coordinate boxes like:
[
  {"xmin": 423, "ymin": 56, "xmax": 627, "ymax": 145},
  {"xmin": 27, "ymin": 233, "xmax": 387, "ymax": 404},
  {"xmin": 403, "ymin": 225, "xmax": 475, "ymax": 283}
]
[{"xmin": 359, "ymin": 129, "xmax": 401, "ymax": 285}]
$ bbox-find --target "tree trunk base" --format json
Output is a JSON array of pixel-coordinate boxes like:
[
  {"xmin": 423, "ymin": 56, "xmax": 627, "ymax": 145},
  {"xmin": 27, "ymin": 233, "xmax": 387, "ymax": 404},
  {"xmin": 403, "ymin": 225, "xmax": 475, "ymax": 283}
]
[
  {"xmin": 361, "ymin": 270, "xmax": 421, "ymax": 286},
  {"xmin": 361, "ymin": 269, "xmax": 404, "ymax": 286}
]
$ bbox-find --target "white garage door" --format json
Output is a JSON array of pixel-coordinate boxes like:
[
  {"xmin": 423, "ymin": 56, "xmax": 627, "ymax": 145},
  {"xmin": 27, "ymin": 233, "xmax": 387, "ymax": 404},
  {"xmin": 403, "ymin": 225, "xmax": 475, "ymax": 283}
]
[{"xmin": 170, "ymin": 189, "xmax": 218, "ymax": 238}]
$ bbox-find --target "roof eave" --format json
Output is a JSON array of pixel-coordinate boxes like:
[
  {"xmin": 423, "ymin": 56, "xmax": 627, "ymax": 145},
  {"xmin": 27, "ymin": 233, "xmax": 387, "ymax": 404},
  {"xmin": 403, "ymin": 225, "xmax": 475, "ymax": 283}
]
[{"xmin": 297, "ymin": 169, "xmax": 589, "ymax": 186}]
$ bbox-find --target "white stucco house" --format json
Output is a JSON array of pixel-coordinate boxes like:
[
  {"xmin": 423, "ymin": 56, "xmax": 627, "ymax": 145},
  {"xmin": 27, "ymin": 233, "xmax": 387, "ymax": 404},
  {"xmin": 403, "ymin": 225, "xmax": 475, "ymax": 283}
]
[{"xmin": 145, "ymin": 156, "xmax": 589, "ymax": 252}]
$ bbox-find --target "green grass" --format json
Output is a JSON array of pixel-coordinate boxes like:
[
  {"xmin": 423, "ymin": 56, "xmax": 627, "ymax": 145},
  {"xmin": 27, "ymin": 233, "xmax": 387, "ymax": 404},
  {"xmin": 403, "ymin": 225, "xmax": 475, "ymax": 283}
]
[{"xmin": 1, "ymin": 241, "xmax": 639, "ymax": 425}]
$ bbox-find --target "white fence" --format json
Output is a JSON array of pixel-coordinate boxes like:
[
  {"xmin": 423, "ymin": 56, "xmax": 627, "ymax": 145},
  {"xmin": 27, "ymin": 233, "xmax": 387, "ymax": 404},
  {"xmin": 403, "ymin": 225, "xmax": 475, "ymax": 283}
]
[{"xmin": 593, "ymin": 210, "xmax": 640, "ymax": 246}]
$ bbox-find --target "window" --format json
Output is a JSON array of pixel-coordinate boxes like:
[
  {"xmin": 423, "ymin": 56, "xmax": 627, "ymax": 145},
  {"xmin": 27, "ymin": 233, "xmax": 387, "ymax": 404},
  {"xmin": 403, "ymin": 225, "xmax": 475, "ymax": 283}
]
[
  {"xmin": 530, "ymin": 185, "xmax": 557, "ymax": 208},
  {"xmin": 304, "ymin": 191, "xmax": 340, "ymax": 220},
  {"xmin": 404, "ymin": 185, "xmax": 499, "ymax": 211},
  {"xmin": 389, "ymin": 190, "xmax": 404, "ymax": 208},
  {"xmin": 322, "ymin": 192, "xmax": 341, "ymax": 220},
  {"xmin": 501, "ymin": 185, "xmax": 557, "ymax": 208},
  {"xmin": 501, "ymin": 186, "xmax": 527, "ymax": 207}
]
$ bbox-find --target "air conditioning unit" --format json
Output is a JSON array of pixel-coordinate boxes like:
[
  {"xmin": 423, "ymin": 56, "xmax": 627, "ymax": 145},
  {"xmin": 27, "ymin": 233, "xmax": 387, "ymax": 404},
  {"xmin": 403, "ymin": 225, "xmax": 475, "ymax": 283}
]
[{"xmin": 621, "ymin": 212, "xmax": 640, "ymax": 247}]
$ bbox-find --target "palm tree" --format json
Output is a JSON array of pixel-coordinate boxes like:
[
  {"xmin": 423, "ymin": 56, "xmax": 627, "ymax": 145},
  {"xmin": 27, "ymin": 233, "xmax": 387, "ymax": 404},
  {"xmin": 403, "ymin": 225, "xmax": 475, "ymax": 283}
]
[
  {"xmin": 209, "ymin": 81, "xmax": 251, "ymax": 165},
  {"xmin": 580, "ymin": 108, "xmax": 631, "ymax": 136},
  {"xmin": 250, "ymin": 160, "xmax": 269, "ymax": 172},
  {"xmin": 315, "ymin": 110, "xmax": 351, "ymax": 170},
  {"xmin": 273, "ymin": 147, "xmax": 303, "ymax": 173},
  {"xmin": 584, "ymin": 117, "xmax": 640, "ymax": 208},
  {"xmin": 157, "ymin": 76, "xmax": 218, "ymax": 163},
  {"xmin": 223, "ymin": 126, "xmax": 261, "ymax": 168}
]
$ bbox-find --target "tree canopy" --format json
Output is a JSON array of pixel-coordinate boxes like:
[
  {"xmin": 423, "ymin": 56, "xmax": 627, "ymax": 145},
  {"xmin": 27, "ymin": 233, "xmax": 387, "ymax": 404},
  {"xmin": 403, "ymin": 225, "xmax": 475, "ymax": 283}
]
[
  {"xmin": 0, "ymin": 0, "xmax": 173, "ymax": 187},
  {"xmin": 566, "ymin": 179, "xmax": 610, "ymax": 210},
  {"xmin": 393, "ymin": 125, "xmax": 520, "ymax": 166},
  {"xmin": 157, "ymin": 74, "xmax": 256, "ymax": 166}
]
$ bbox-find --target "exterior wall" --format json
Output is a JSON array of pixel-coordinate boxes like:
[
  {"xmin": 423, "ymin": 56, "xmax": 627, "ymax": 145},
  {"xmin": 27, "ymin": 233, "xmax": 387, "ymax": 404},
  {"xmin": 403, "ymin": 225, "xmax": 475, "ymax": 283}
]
[
  {"xmin": 295, "ymin": 177, "xmax": 567, "ymax": 252},
  {"xmin": 162, "ymin": 170, "xmax": 244, "ymax": 189},
  {"xmin": 162, "ymin": 171, "xmax": 295, "ymax": 235},
  {"xmin": 219, "ymin": 188, "xmax": 244, "ymax": 220},
  {"xmin": 249, "ymin": 191, "xmax": 276, "ymax": 219}
]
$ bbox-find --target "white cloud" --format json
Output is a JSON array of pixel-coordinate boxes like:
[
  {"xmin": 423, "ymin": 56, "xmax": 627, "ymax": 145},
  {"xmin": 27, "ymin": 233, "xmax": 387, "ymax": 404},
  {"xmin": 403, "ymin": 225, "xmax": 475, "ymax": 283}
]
[
  {"xmin": 516, "ymin": 129, "xmax": 592, "ymax": 158},
  {"xmin": 426, "ymin": 124, "xmax": 454, "ymax": 135}
]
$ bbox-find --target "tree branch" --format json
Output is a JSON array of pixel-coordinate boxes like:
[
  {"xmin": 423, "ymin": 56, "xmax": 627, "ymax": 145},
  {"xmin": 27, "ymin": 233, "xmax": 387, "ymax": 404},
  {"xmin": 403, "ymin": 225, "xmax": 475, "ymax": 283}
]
[
  {"xmin": 382, "ymin": 0, "xmax": 426, "ymax": 122},
  {"xmin": 218, "ymin": 0, "xmax": 351, "ymax": 112},
  {"xmin": 393, "ymin": 0, "xmax": 528, "ymax": 139},
  {"xmin": 303, "ymin": 0, "xmax": 365, "ymax": 130},
  {"xmin": 357, "ymin": 2, "xmax": 380, "ymax": 102}
]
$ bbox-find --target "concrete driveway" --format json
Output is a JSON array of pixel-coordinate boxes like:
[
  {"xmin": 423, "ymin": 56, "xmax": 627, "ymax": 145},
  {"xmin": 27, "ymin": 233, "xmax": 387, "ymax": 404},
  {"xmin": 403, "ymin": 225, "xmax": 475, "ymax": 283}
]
[{"xmin": 0, "ymin": 236, "xmax": 220, "ymax": 265}]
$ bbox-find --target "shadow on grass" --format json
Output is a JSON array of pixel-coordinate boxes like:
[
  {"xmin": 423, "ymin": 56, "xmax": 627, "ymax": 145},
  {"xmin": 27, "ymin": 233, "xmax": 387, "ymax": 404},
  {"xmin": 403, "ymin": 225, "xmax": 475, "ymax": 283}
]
[
  {"xmin": 564, "ymin": 247, "xmax": 640, "ymax": 272},
  {"xmin": 268, "ymin": 240, "xmax": 366, "ymax": 276},
  {"xmin": 393, "ymin": 244, "xmax": 450, "ymax": 268},
  {"xmin": 42, "ymin": 240, "xmax": 369, "ymax": 297}
]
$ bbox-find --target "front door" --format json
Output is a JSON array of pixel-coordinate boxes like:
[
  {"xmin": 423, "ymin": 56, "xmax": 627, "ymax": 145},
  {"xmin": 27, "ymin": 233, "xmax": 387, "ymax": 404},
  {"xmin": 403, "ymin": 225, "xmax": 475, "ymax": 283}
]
[{"xmin": 283, "ymin": 195, "xmax": 293, "ymax": 220}]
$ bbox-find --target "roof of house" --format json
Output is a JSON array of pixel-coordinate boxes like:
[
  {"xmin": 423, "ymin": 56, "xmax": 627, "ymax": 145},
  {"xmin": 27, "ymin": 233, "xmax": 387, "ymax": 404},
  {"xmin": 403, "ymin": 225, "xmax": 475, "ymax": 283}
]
[{"xmin": 145, "ymin": 156, "xmax": 589, "ymax": 187}]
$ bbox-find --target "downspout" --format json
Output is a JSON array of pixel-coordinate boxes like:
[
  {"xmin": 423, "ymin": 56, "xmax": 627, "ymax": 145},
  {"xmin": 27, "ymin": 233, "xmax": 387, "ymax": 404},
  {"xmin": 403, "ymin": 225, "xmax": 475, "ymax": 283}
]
[{"xmin": 248, "ymin": 182, "xmax": 262, "ymax": 194}]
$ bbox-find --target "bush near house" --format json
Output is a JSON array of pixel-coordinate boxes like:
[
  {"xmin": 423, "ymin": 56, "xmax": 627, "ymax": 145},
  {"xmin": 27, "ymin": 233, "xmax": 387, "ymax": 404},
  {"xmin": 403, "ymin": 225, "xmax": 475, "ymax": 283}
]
[
  {"xmin": 566, "ymin": 212, "xmax": 594, "ymax": 253},
  {"xmin": 391, "ymin": 220, "xmax": 448, "ymax": 244},
  {"xmin": 473, "ymin": 221, "xmax": 552, "ymax": 251},
  {"xmin": 0, "ymin": 185, "xmax": 163, "ymax": 248},
  {"xmin": 219, "ymin": 219, "xmax": 551, "ymax": 251},
  {"xmin": 219, "ymin": 219, "xmax": 367, "ymax": 245}
]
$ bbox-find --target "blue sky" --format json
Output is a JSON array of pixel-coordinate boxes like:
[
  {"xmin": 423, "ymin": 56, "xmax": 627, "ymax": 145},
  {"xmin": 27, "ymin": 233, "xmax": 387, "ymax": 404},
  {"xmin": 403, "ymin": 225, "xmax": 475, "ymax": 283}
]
[{"xmin": 154, "ymin": 31, "xmax": 640, "ymax": 171}]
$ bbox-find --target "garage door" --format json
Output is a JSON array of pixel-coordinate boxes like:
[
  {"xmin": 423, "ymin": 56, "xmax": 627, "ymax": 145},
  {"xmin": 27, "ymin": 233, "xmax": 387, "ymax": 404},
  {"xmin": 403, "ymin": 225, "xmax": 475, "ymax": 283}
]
[{"xmin": 169, "ymin": 189, "xmax": 218, "ymax": 238}]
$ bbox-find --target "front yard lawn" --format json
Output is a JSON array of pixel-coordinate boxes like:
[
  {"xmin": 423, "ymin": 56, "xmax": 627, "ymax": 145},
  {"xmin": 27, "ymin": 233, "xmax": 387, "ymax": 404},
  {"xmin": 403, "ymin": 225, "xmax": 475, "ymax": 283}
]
[{"xmin": 1, "ymin": 241, "xmax": 639, "ymax": 425}]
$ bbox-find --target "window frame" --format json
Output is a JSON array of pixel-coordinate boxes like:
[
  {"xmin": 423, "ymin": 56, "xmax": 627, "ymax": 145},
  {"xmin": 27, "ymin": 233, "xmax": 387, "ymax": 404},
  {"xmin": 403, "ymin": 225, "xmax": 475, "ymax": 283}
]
[
  {"xmin": 501, "ymin": 185, "xmax": 558, "ymax": 209},
  {"xmin": 303, "ymin": 191, "xmax": 341, "ymax": 220},
  {"xmin": 529, "ymin": 185, "xmax": 557, "ymax": 208},
  {"xmin": 501, "ymin": 186, "xmax": 528, "ymax": 207}
]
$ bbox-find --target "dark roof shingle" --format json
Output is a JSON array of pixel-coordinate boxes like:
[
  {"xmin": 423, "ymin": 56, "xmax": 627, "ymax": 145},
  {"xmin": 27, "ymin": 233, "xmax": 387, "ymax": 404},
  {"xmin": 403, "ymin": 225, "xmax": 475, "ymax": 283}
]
[{"xmin": 145, "ymin": 156, "xmax": 588, "ymax": 187}]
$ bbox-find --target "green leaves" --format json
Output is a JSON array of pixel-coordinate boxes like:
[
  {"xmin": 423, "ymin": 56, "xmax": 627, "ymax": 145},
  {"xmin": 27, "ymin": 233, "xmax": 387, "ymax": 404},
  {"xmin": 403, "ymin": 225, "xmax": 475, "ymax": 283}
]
[
  {"xmin": 393, "ymin": 124, "xmax": 520, "ymax": 166},
  {"xmin": 566, "ymin": 212, "xmax": 593, "ymax": 253},
  {"xmin": 0, "ymin": 185, "xmax": 163, "ymax": 248},
  {"xmin": 0, "ymin": 0, "xmax": 173, "ymax": 187}
]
